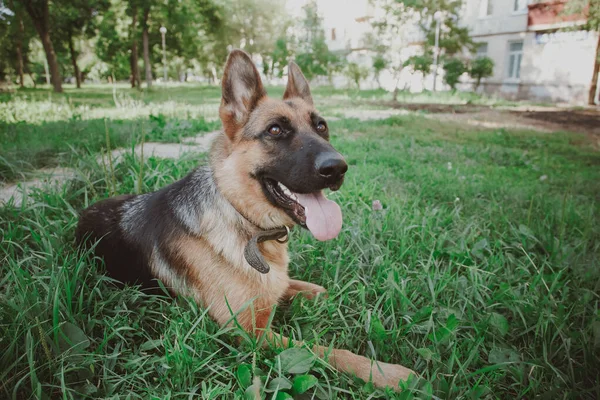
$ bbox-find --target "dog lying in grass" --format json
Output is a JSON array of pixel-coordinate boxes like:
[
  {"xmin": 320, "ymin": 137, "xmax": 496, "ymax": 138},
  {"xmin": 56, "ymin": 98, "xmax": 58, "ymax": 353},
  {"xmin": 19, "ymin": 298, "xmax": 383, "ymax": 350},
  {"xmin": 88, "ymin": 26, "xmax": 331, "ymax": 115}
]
[{"xmin": 76, "ymin": 49, "xmax": 415, "ymax": 391}]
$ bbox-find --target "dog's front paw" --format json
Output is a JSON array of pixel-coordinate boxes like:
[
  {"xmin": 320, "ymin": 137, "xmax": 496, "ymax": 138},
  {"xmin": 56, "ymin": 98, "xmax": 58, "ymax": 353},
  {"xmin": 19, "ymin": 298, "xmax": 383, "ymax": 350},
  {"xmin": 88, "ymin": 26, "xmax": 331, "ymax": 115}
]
[
  {"xmin": 285, "ymin": 280, "xmax": 328, "ymax": 300},
  {"xmin": 299, "ymin": 283, "xmax": 327, "ymax": 300}
]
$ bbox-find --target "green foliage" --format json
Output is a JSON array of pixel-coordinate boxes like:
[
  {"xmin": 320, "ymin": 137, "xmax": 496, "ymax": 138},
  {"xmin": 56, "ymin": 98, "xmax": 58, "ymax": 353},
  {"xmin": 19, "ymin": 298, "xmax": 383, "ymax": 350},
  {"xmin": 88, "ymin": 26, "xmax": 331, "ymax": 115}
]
[
  {"xmin": 272, "ymin": 37, "xmax": 292, "ymax": 78},
  {"xmin": 442, "ymin": 57, "xmax": 466, "ymax": 90},
  {"xmin": 372, "ymin": 53, "xmax": 387, "ymax": 88},
  {"xmin": 372, "ymin": 54, "xmax": 387, "ymax": 74},
  {"xmin": 344, "ymin": 62, "xmax": 369, "ymax": 89},
  {"xmin": 372, "ymin": 0, "xmax": 475, "ymax": 91},
  {"xmin": 294, "ymin": 0, "xmax": 339, "ymax": 81},
  {"xmin": 469, "ymin": 56, "xmax": 494, "ymax": 90},
  {"xmin": 403, "ymin": 54, "xmax": 432, "ymax": 75},
  {"xmin": 0, "ymin": 1, "xmax": 37, "ymax": 85}
]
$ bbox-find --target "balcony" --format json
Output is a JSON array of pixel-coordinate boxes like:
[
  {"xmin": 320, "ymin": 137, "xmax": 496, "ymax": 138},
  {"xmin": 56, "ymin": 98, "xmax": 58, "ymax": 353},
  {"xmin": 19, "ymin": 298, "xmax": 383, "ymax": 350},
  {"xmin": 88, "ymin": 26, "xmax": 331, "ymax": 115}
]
[{"xmin": 527, "ymin": 0, "xmax": 587, "ymax": 31}]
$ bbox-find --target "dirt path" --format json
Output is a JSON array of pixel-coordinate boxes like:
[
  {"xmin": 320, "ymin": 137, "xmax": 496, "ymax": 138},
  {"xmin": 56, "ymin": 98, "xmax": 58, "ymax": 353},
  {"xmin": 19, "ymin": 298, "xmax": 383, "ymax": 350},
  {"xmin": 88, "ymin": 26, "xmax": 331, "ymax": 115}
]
[{"xmin": 0, "ymin": 131, "xmax": 219, "ymax": 207}]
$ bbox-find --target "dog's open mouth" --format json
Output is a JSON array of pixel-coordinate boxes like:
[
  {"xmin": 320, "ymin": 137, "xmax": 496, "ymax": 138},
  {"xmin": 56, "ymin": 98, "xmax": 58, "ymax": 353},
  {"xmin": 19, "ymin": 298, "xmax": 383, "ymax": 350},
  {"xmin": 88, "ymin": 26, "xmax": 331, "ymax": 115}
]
[{"xmin": 263, "ymin": 178, "xmax": 342, "ymax": 241}]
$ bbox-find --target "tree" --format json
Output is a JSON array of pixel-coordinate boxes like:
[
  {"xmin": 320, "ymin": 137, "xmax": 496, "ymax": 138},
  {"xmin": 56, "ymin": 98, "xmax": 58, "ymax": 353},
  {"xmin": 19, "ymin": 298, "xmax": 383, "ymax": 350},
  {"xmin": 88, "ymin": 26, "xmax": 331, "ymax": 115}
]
[
  {"xmin": 151, "ymin": 0, "xmax": 226, "ymax": 82},
  {"xmin": 141, "ymin": 3, "xmax": 152, "ymax": 88},
  {"xmin": 372, "ymin": 0, "xmax": 475, "ymax": 96},
  {"xmin": 404, "ymin": 53, "xmax": 432, "ymax": 80},
  {"xmin": 564, "ymin": 0, "xmax": 600, "ymax": 104},
  {"xmin": 372, "ymin": 53, "xmax": 387, "ymax": 88},
  {"xmin": 272, "ymin": 36, "xmax": 292, "ymax": 78},
  {"xmin": 129, "ymin": 1, "xmax": 140, "ymax": 88},
  {"xmin": 18, "ymin": 0, "xmax": 63, "ymax": 92},
  {"xmin": 295, "ymin": 0, "xmax": 338, "ymax": 81},
  {"xmin": 1, "ymin": 0, "xmax": 35, "ymax": 87},
  {"xmin": 96, "ymin": 0, "xmax": 132, "ymax": 81},
  {"xmin": 469, "ymin": 56, "xmax": 494, "ymax": 90},
  {"xmin": 345, "ymin": 62, "xmax": 369, "ymax": 89},
  {"xmin": 53, "ymin": 0, "xmax": 110, "ymax": 88},
  {"xmin": 442, "ymin": 57, "xmax": 466, "ymax": 90}
]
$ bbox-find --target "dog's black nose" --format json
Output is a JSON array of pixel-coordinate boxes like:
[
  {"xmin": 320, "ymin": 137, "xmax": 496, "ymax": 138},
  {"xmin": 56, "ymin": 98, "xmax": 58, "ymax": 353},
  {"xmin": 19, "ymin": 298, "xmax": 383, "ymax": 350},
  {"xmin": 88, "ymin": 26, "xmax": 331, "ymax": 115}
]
[{"xmin": 316, "ymin": 152, "xmax": 348, "ymax": 180}]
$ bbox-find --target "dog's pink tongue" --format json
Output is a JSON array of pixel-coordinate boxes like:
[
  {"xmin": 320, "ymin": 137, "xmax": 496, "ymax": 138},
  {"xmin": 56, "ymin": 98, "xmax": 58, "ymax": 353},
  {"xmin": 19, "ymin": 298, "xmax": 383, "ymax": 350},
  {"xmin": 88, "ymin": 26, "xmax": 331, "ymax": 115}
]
[{"xmin": 294, "ymin": 191, "xmax": 342, "ymax": 241}]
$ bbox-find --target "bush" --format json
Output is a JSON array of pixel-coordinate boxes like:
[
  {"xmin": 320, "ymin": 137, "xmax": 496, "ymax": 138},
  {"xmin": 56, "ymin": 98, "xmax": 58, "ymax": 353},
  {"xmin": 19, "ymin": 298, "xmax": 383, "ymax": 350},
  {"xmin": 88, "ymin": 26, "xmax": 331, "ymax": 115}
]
[
  {"xmin": 403, "ymin": 54, "xmax": 433, "ymax": 75},
  {"xmin": 344, "ymin": 62, "xmax": 370, "ymax": 89},
  {"xmin": 442, "ymin": 58, "xmax": 467, "ymax": 90},
  {"xmin": 372, "ymin": 54, "xmax": 387, "ymax": 88},
  {"xmin": 469, "ymin": 56, "xmax": 494, "ymax": 90}
]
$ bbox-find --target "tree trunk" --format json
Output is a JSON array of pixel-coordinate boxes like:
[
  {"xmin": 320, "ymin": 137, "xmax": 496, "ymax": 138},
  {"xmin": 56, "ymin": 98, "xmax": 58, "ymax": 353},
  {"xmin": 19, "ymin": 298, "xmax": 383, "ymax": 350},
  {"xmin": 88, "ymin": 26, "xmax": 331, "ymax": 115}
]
[
  {"xmin": 142, "ymin": 7, "xmax": 152, "ymax": 89},
  {"xmin": 588, "ymin": 34, "xmax": 600, "ymax": 105},
  {"xmin": 68, "ymin": 33, "xmax": 81, "ymax": 88},
  {"xmin": 21, "ymin": 0, "xmax": 63, "ymax": 92},
  {"xmin": 16, "ymin": 9, "xmax": 24, "ymax": 88},
  {"xmin": 40, "ymin": 29, "xmax": 62, "ymax": 92},
  {"xmin": 29, "ymin": 72, "xmax": 36, "ymax": 88},
  {"xmin": 130, "ymin": 3, "xmax": 140, "ymax": 88}
]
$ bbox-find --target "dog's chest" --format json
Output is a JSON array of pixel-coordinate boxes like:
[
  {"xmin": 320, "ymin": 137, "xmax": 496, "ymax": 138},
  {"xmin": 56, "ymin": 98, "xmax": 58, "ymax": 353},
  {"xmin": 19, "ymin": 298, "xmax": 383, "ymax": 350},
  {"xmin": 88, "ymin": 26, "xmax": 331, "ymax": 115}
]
[{"xmin": 161, "ymin": 234, "xmax": 290, "ymax": 325}]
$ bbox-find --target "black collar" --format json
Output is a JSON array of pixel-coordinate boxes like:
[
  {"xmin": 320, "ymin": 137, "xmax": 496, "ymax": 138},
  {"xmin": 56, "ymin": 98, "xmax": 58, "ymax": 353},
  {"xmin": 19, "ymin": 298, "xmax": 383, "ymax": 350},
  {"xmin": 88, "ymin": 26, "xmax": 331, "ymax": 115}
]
[{"xmin": 243, "ymin": 226, "xmax": 290, "ymax": 273}]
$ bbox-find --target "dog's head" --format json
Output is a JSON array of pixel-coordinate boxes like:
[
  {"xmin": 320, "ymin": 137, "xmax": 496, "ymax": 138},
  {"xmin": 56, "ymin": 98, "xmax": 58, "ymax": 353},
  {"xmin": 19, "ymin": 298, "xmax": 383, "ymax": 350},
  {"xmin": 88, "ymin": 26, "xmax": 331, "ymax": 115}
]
[{"xmin": 214, "ymin": 49, "xmax": 347, "ymax": 241}]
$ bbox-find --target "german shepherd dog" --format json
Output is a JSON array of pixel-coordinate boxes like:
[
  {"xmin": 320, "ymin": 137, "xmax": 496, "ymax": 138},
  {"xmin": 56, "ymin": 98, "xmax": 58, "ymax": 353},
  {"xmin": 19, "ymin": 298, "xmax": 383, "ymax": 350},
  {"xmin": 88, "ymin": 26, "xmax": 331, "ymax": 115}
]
[{"xmin": 76, "ymin": 50, "xmax": 415, "ymax": 390}]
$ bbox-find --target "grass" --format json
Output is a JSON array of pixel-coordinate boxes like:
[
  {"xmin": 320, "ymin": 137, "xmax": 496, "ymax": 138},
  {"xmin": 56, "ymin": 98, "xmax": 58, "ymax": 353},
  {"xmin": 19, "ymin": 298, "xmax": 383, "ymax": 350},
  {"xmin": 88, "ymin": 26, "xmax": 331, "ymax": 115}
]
[
  {"xmin": 1, "ymin": 85, "xmax": 599, "ymax": 399},
  {"xmin": 0, "ymin": 84, "xmax": 537, "ymax": 184}
]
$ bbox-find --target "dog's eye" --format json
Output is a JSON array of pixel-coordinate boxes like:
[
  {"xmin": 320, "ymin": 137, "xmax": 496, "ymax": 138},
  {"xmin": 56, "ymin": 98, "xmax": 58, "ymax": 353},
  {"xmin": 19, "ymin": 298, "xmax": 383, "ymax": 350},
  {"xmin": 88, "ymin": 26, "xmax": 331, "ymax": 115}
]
[
  {"xmin": 316, "ymin": 122, "xmax": 327, "ymax": 133},
  {"xmin": 268, "ymin": 125, "xmax": 282, "ymax": 136}
]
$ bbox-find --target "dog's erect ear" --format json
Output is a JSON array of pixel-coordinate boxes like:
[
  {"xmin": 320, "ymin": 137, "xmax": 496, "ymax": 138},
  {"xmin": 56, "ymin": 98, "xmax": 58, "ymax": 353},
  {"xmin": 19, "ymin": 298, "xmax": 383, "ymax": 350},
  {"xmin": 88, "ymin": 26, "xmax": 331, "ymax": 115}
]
[
  {"xmin": 220, "ymin": 49, "xmax": 266, "ymax": 140},
  {"xmin": 283, "ymin": 62, "xmax": 313, "ymax": 105}
]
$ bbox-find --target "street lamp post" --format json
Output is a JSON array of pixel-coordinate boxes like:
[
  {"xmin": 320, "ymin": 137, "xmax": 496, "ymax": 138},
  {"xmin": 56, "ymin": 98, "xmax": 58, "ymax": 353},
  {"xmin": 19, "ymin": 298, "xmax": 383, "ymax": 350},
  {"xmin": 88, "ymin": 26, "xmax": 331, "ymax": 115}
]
[
  {"xmin": 159, "ymin": 26, "xmax": 167, "ymax": 82},
  {"xmin": 432, "ymin": 11, "xmax": 442, "ymax": 92}
]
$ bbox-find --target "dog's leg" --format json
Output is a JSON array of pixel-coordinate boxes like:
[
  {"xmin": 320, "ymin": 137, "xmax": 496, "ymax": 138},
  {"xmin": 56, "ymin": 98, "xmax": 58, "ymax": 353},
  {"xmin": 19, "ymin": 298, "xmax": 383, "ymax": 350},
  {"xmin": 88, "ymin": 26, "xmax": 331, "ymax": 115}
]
[
  {"xmin": 212, "ymin": 294, "xmax": 415, "ymax": 391},
  {"xmin": 263, "ymin": 332, "xmax": 416, "ymax": 391},
  {"xmin": 283, "ymin": 279, "xmax": 327, "ymax": 300}
]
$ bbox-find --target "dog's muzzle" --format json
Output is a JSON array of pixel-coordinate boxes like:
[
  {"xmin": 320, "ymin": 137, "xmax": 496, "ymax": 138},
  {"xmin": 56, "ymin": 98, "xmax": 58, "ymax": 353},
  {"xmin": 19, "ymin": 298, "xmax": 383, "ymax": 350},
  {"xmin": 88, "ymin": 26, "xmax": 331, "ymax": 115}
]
[{"xmin": 243, "ymin": 226, "xmax": 290, "ymax": 273}]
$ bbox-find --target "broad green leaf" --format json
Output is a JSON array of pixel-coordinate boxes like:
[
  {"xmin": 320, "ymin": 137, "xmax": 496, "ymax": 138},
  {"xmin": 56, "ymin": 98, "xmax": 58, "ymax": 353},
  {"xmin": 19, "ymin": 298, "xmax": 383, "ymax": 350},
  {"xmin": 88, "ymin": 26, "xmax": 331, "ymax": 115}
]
[
  {"xmin": 59, "ymin": 322, "xmax": 90, "ymax": 354},
  {"xmin": 292, "ymin": 374, "xmax": 318, "ymax": 394},
  {"xmin": 471, "ymin": 238, "xmax": 489, "ymax": 259},
  {"xmin": 274, "ymin": 392, "xmax": 293, "ymax": 400},
  {"xmin": 236, "ymin": 363, "xmax": 253, "ymax": 389},
  {"xmin": 267, "ymin": 377, "xmax": 292, "ymax": 392},
  {"xmin": 278, "ymin": 348, "xmax": 315, "ymax": 374},
  {"xmin": 416, "ymin": 347, "xmax": 435, "ymax": 362},
  {"xmin": 370, "ymin": 316, "xmax": 387, "ymax": 341}
]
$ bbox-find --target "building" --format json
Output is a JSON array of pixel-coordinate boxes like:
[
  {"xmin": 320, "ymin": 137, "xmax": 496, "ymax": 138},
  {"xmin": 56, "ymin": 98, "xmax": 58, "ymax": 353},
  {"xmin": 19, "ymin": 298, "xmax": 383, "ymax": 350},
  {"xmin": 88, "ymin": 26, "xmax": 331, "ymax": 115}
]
[
  {"xmin": 461, "ymin": 0, "xmax": 599, "ymax": 103},
  {"xmin": 287, "ymin": 0, "xmax": 599, "ymax": 104}
]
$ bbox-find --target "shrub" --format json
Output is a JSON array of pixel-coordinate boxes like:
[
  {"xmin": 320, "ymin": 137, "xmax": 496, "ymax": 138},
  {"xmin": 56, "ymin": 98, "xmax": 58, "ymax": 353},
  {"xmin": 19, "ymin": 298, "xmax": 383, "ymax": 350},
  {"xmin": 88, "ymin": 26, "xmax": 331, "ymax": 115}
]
[
  {"xmin": 469, "ymin": 56, "xmax": 494, "ymax": 90},
  {"xmin": 372, "ymin": 54, "xmax": 387, "ymax": 88},
  {"xmin": 344, "ymin": 62, "xmax": 370, "ymax": 89},
  {"xmin": 442, "ymin": 58, "xmax": 467, "ymax": 90},
  {"xmin": 403, "ymin": 54, "xmax": 433, "ymax": 76}
]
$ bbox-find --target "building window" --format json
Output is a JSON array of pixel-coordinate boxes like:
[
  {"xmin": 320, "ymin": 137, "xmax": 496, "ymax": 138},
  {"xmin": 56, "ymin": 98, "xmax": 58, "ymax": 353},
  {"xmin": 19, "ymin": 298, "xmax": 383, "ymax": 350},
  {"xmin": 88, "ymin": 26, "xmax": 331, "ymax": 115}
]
[
  {"xmin": 513, "ymin": 0, "xmax": 528, "ymax": 12},
  {"xmin": 331, "ymin": 28, "xmax": 336, "ymax": 41},
  {"xmin": 476, "ymin": 42, "xmax": 488, "ymax": 57},
  {"xmin": 479, "ymin": 0, "xmax": 493, "ymax": 17},
  {"xmin": 507, "ymin": 41, "xmax": 523, "ymax": 79}
]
